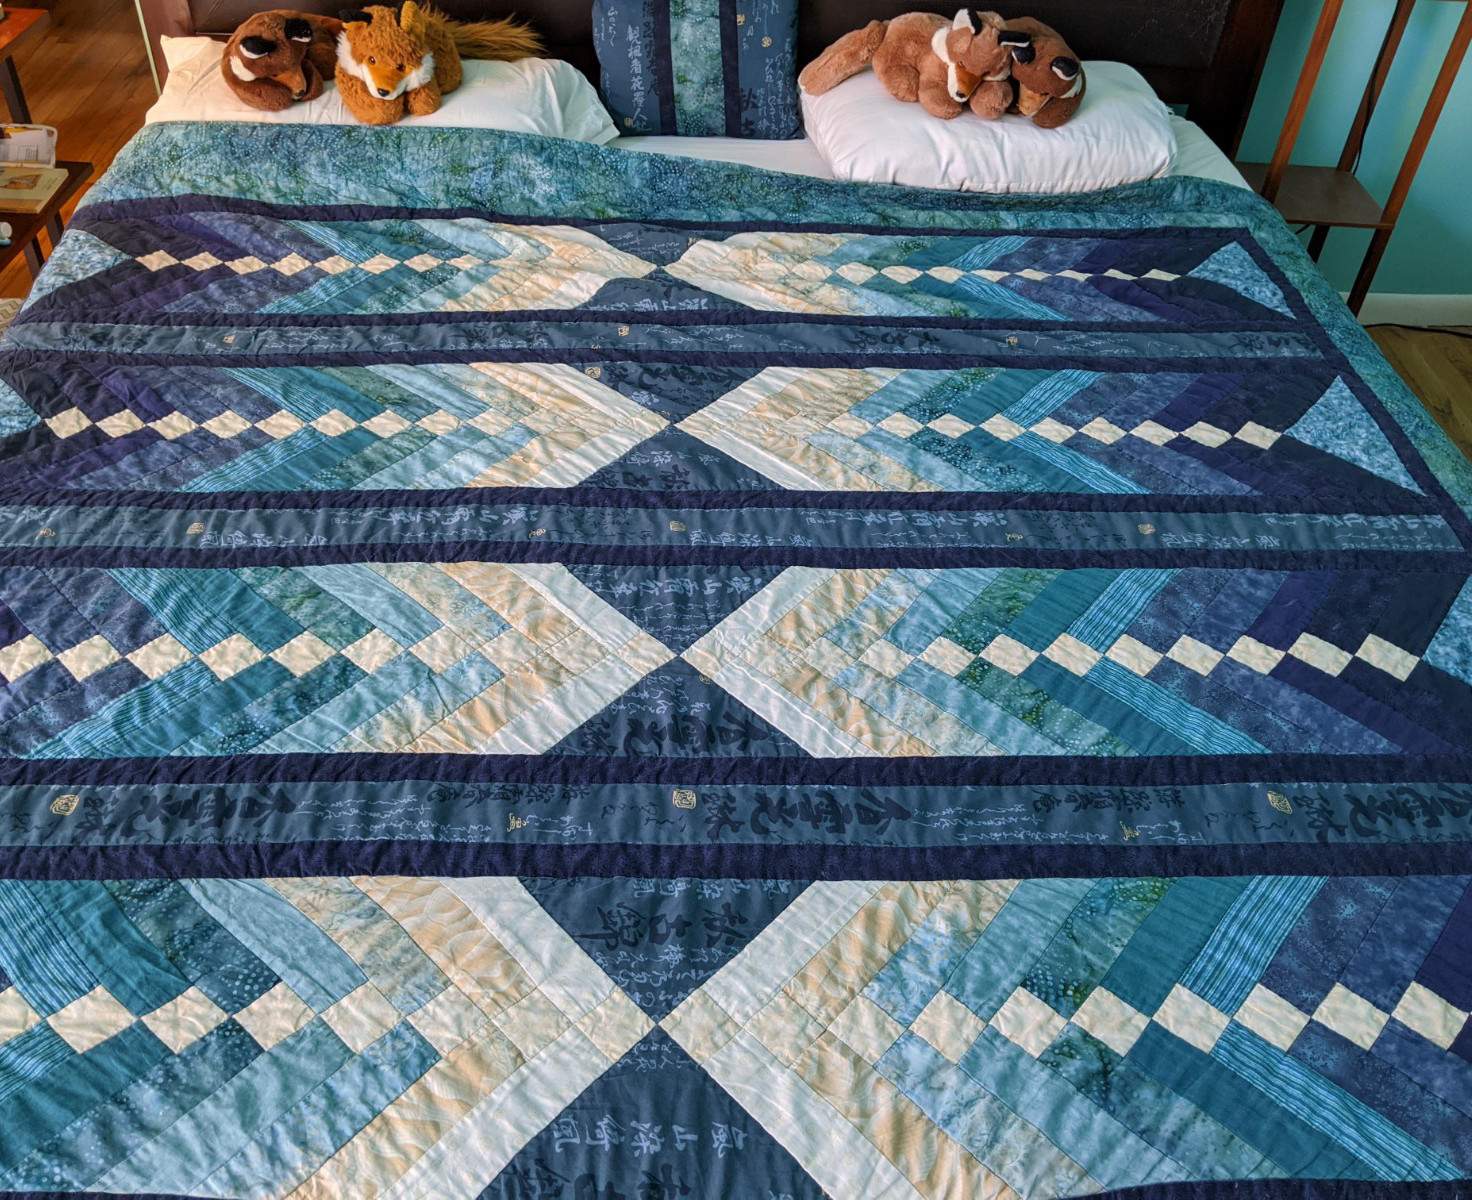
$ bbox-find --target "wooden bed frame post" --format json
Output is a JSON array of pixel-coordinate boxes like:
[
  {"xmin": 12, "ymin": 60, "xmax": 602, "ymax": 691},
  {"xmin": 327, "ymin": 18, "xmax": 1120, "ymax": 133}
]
[
  {"xmin": 1347, "ymin": 0, "xmax": 1472, "ymax": 311},
  {"xmin": 135, "ymin": 0, "xmax": 194, "ymax": 87},
  {"xmin": 1306, "ymin": 0, "xmax": 1417, "ymax": 260},
  {"xmin": 1187, "ymin": 0, "xmax": 1291, "ymax": 156},
  {"xmin": 1260, "ymin": 0, "xmax": 1345, "ymax": 203}
]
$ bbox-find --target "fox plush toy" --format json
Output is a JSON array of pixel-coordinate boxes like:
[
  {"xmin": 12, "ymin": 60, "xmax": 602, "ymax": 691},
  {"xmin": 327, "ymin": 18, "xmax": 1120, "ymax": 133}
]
[
  {"xmin": 335, "ymin": 2, "xmax": 542, "ymax": 124},
  {"xmin": 799, "ymin": 9, "xmax": 1030, "ymax": 120}
]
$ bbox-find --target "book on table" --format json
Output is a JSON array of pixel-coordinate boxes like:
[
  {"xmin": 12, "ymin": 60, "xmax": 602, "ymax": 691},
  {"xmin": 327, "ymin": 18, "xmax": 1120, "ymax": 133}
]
[{"xmin": 0, "ymin": 163, "xmax": 68, "ymax": 214}]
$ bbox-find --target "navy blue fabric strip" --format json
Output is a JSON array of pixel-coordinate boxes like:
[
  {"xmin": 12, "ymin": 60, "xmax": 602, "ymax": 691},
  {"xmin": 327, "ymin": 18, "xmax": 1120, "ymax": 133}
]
[
  {"xmin": 0, "ymin": 542, "xmax": 1466, "ymax": 572},
  {"xmin": 652, "ymin": 0, "xmax": 678, "ymax": 133},
  {"xmin": 0, "ymin": 485, "xmax": 1439, "ymax": 517},
  {"xmin": 0, "ymin": 1183, "xmax": 1454, "ymax": 1200},
  {"xmin": 2, "ymin": 751, "xmax": 1467, "ymax": 788},
  {"xmin": 719, "ymin": 0, "xmax": 741, "ymax": 136},
  {"xmin": 0, "ymin": 349, "xmax": 1335, "ymax": 373},
  {"xmin": 4, "ymin": 837, "xmax": 1470, "ymax": 881},
  {"xmin": 10, "ymin": 307, "xmax": 1300, "ymax": 335},
  {"xmin": 0, "ymin": 1194, "xmax": 201, "ymax": 1199},
  {"xmin": 72, "ymin": 198, "xmax": 1265, "ymax": 241},
  {"xmin": 1094, "ymin": 1184, "xmax": 1471, "ymax": 1200}
]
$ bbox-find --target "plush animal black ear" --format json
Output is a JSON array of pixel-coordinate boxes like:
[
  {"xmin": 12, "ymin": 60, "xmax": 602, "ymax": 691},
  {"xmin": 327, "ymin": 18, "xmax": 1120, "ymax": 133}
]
[
  {"xmin": 239, "ymin": 35, "xmax": 276, "ymax": 58},
  {"xmin": 1002, "ymin": 32, "xmax": 1035, "ymax": 63},
  {"xmin": 1051, "ymin": 55, "xmax": 1080, "ymax": 80},
  {"xmin": 284, "ymin": 17, "xmax": 313, "ymax": 41},
  {"xmin": 964, "ymin": 9, "xmax": 983, "ymax": 33},
  {"xmin": 339, "ymin": 9, "xmax": 371, "ymax": 23}
]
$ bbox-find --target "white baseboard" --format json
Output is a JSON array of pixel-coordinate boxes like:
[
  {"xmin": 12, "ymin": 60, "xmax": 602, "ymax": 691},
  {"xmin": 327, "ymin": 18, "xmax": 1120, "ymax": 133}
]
[{"xmin": 1347, "ymin": 292, "xmax": 1472, "ymax": 327}]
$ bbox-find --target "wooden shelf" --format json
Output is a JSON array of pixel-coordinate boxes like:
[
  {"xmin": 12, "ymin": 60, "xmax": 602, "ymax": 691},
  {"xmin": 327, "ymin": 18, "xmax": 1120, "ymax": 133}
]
[
  {"xmin": 1236, "ymin": 162, "xmax": 1388, "ymax": 229},
  {"xmin": 0, "ymin": 8, "xmax": 50, "ymax": 62},
  {"xmin": 1245, "ymin": 0, "xmax": 1472, "ymax": 313},
  {"xmin": 0, "ymin": 160, "xmax": 92, "ymax": 276}
]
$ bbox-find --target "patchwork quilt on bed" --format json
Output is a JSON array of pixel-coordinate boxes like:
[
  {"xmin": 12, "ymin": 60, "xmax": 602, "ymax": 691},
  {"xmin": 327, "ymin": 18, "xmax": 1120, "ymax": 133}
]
[{"xmin": 0, "ymin": 123, "xmax": 1470, "ymax": 1199}]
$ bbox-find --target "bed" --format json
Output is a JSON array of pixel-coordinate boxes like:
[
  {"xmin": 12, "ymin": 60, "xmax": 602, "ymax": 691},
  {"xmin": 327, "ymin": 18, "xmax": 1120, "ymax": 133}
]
[{"xmin": 2, "ymin": 2, "xmax": 1471, "ymax": 1197}]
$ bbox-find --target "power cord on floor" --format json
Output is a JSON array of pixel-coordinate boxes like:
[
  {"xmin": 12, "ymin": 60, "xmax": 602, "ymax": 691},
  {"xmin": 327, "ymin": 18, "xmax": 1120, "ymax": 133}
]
[{"xmin": 1366, "ymin": 322, "xmax": 1472, "ymax": 340}]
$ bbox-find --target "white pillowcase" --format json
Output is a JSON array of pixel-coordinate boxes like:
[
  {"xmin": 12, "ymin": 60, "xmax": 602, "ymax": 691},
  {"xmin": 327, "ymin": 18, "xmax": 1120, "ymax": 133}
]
[
  {"xmin": 148, "ymin": 36, "xmax": 619, "ymax": 143},
  {"xmin": 801, "ymin": 60, "xmax": 1177, "ymax": 194}
]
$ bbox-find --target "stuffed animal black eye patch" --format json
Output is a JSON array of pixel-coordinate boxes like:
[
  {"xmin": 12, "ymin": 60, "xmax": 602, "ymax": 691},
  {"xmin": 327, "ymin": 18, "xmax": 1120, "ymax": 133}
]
[{"xmin": 1000, "ymin": 28, "xmax": 1034, "ymax": 62}]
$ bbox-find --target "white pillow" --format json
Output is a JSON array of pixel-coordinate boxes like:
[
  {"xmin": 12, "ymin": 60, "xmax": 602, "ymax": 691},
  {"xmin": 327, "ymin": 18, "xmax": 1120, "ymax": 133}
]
[
  {"xmin": 160, "ymin": 35, "xmax": 221, "ymax": 72},
  {"xmin": 801, "ymin": 60, "xmax": 1177, "ymax": 194},
  {"xmin": 148, "ymin": 37, "xmax": 619, "ymax": 143}
]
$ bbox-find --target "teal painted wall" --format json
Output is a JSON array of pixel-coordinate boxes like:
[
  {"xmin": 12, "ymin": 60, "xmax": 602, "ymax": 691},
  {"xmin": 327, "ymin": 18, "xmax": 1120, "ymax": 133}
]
[{"xmin": 1237, "ymin": 0, "xmax": 1472, "ymax": 295}]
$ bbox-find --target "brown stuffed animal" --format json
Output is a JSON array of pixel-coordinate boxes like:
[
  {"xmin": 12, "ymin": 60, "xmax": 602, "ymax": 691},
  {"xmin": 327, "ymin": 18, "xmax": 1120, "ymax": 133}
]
[
  {"xmin": 1003, "ymin": 17, "xmax": 1086, "ymax": 128},
  {"xmin": 800, "ymin": 9, "xmax": 1030, "ymax": 121},
  {"xmin": 222, "ymin": 11, "xmax": 343, "ymax": 111},
  {"xmin": 335, "ymin": 2, "xmax": 541, "ymax": 125}
]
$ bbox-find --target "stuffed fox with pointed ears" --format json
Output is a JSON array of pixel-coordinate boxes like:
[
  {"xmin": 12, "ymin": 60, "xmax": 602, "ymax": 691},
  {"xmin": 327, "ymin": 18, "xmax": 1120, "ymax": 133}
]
[
  {"xmin": 335, "ymin": 2, "xmax": 542, "ymax": 125},
  {"xmin": 799, "ymin": 9, "xmax": 1030, "ymax": 120}
]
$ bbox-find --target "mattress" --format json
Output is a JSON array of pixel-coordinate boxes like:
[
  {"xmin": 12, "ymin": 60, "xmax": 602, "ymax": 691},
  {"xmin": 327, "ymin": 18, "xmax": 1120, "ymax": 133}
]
[{"xmin": 0, "ymin": 120, "xmax": 1469, "ymax": 1200}]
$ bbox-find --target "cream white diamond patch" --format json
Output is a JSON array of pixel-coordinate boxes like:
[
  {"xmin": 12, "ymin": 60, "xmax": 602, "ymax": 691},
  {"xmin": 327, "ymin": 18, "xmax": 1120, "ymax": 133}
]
[
  {"xmin": 1154, "ymin": 984, "xmax": 1229, "ymax": 1054},
  {"xmin": 1234, "ymin": 984, "xmax": 1309, "ymax": 1052},
  {"xmin": 56, "ymin": 636, "xmax": 121, "ymax": 683},
  {"xmin": 1071, "ymin": 987, "xmax": 1149, "ymax": 1057},
  {"xmin": 992, "ymin": 986, "xmax": 1066, "ymax": 1058},
  {"xmin": 919, "ymin": 636, "xmax": 976, "ymax": 677},
  {"xmin": 910, "ymin": 989, "xmax": 987, "ymax": 1065},
  {"xmin": 1390, "ymin": 982, "xmax": 1467, "ymax": 1051},
  {"xmin": 49, "ymin": 987, "xmax": 136, "ymax": 1054},
  {"xmin": 321, "ymin": 983, "xmax": 403, "ymax": 1055},
  {"xmin": 1356, "ymin": 634, "xmax": 1420, "ymax": 682},
  {"xmin": 234, "ymin": 983, "xmax": 314, "ymax": 1050},
  {"xmin": 0, "ymin": 988, "xmax": 40, "ymax": 1047},
  {"xmin": 980, "ymin": 634, "xmax": 1039, "ymax": 676},
  {"xmin": 142, "ymin": 987, "xmax": 228, "ymax": 1054},
  {"xmin": 127, "ymin": 634, "xmax": 193, "ymax": 680},
  {"xmin": 1, "ymin": 634, "xmax": 54, "ymax": 681},
  {"xmin": 198, "ymin": 634, "xmax": 265, "ymax": 681},
  {"xmin": 1312, "ymin": 983, "xmax": 1388, "ymax": 1050}
]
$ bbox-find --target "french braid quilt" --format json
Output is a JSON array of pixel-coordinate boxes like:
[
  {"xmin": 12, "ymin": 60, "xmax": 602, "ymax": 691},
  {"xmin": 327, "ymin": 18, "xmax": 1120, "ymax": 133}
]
[{"xmin": 0, "ymin": 121, "xmax": 1470, "ymax": 1200}]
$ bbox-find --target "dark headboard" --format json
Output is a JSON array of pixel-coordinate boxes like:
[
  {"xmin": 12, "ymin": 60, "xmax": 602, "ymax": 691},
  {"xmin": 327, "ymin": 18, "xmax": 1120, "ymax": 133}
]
[{"xmin": 136, "ymin": 0, "xmax": 1285, "ymax": 154}]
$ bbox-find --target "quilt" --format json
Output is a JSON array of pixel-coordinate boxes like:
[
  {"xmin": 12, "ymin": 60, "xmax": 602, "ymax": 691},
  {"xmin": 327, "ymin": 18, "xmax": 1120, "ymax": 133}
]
[{"xmin": 0, "ymin": 122, "xmax": 1470, "ymax": 1200}]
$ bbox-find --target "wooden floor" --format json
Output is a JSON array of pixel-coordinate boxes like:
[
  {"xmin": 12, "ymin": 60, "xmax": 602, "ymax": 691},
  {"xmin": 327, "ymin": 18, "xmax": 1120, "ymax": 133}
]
[
  {"xmin": 4, "ymin": 0, "xmax": 1472, "ymax": 460},
  {"xmin": 1368, "ymin": 327, "xmax": 1472, "ymax": 461},
  {"xmin": 0, "ymin": 0, "xmax": 156, "ymax": 297}
]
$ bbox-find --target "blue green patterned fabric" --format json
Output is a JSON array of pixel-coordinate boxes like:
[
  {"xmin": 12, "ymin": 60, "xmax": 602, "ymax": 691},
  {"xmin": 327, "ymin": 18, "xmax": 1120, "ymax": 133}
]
[
  {"xmin": 1, "ymin": 122, "xmax": 1471, "ymax": 1199},
  {"xmin": 592, "ymin": 0, "xmax": 800, "ymax": 136}
]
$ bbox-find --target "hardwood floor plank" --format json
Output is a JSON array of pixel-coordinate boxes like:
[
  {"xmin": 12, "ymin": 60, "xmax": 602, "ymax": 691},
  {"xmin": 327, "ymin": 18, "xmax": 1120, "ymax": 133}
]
[{"xmin": 1368, "ymin": 326, "xmax": 1472, "ymax": 463}]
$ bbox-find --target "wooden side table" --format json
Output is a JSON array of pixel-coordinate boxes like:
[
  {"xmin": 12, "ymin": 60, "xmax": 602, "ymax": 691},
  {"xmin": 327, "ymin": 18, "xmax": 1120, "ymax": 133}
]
[
  {"xmin": 1236, "ymin": 0, "xmax": 1472, "ymax": 314},
  {"xmin": 1, "ymin": 159, "xmax": 91, "ymax": 277},
  {"xmin": 0, "ymin": 7, "xmax": 50, "ymax": 122}
]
